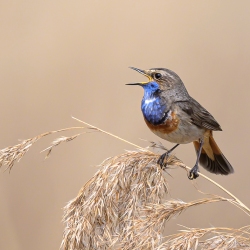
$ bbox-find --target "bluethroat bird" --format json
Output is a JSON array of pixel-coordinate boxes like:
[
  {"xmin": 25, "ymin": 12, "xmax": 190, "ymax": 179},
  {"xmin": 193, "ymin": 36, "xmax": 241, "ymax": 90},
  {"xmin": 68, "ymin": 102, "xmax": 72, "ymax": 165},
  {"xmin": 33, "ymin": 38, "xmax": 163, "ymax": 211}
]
[{"xmin": 127, "ymin": 67, "xmax": 234, "ymax": 179}]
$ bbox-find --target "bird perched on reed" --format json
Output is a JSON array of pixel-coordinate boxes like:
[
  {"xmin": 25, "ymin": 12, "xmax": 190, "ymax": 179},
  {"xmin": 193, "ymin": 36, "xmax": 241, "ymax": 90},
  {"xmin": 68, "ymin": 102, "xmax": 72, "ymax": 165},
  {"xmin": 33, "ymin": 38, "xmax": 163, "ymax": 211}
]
[{"xmin": 127, "ymin": 67, "xmax": 234, "ymax": 179}]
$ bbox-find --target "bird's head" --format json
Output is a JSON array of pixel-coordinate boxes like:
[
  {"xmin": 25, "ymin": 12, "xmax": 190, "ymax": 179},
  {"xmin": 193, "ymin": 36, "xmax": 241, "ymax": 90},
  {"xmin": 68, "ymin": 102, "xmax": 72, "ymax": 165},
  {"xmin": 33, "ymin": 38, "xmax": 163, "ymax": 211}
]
[{"xmin": 127, "ymin": 67, "xmax": 189, "ymax": 99}]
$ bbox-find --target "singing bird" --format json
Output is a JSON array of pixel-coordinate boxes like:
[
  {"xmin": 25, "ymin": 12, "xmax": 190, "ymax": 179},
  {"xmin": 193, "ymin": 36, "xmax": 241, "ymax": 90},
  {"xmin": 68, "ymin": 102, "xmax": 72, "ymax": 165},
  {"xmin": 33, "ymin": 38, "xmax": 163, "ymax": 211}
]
[{"xmin": 127, "ymin": 67, "xmax": 234, "ymax": 179}]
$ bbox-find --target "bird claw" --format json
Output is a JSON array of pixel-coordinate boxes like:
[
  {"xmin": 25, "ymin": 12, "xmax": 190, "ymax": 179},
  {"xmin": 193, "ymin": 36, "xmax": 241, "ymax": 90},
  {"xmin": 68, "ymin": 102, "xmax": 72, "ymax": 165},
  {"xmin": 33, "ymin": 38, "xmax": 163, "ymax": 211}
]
[
  {"xmin": 158, "ymin": 151, "xmax": 200, "ymax": 180},
  {"xmin": 157, "ymin": 152, "xmax": 169, "ymax": 170},
  {"xmin": 188, "ymin": 166, "xmax": 199, "ymax": 180}
]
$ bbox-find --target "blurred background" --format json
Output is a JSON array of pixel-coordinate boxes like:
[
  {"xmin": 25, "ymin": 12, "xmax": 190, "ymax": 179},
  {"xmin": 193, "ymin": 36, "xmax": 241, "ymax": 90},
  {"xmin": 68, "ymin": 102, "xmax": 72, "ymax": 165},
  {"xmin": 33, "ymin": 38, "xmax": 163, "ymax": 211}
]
[{"xmin": 0, "ymin": 1, "xmax": 250, "ymax": 249}]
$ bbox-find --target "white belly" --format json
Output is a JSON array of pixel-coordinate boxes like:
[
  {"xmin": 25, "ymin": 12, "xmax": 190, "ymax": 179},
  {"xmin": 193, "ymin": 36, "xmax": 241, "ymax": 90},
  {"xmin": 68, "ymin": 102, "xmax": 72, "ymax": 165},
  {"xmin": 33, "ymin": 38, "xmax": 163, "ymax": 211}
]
[{"xmin": 152, "ymin": 119, "xmax": 205, "ymax": 144}]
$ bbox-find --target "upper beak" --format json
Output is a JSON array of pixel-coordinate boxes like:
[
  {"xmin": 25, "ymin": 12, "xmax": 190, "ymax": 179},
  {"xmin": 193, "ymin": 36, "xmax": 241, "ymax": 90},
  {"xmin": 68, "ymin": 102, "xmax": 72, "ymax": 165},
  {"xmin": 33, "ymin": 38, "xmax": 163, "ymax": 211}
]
[{"xmin": 126, "ymin": 67, "xmax": 152, "ymax": 86}]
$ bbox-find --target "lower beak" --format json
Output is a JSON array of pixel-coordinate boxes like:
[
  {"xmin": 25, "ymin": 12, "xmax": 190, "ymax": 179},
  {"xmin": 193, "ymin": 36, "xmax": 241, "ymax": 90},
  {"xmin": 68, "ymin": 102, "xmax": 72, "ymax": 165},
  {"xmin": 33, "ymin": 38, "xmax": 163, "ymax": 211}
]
[{"xmin": 126, "ymin": 83, "xmax": 143, "ymax": 86}]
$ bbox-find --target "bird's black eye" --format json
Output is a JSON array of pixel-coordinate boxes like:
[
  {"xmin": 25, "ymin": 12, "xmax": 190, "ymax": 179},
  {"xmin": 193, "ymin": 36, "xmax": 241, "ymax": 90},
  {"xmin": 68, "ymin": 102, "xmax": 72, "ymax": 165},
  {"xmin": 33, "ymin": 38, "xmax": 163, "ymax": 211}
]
[{"xmin": 154, "ymin": 73, "xmax": 162, "ymax": 79}]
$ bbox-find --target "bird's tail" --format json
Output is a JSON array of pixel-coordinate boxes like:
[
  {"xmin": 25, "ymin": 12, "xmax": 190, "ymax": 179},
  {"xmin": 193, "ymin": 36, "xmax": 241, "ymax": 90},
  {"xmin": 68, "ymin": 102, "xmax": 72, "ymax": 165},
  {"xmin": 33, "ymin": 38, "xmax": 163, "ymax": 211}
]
[{"xmin": 193, "ymin": 132, "xmax": 234, "ymax": 175}]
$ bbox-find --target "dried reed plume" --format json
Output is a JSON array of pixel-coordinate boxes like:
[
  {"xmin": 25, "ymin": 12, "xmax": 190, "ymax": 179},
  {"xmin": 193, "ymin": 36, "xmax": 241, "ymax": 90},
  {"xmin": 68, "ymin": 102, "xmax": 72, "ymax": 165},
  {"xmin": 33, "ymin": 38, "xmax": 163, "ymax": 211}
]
[
  {"xmin": 41, "ymin": 134, "xmax": 82, "ymax": 159},
  {"xmin": 61, "ymin": 150, "xmax": 168, "ymax": 249},
  {"xmin": 0, "ymin": 117, "xmax": 249, "ymax": 249},
  {"xmin": 121, "ymin": 197, "xmax": 227, "ymax": 250},
  {"xmin": 0, "ymin": 127, "xmax": 84, "ymax": 171},
  {"xmin": 157, "ymin": 226, "xmax": 250, "ymax": 250}
]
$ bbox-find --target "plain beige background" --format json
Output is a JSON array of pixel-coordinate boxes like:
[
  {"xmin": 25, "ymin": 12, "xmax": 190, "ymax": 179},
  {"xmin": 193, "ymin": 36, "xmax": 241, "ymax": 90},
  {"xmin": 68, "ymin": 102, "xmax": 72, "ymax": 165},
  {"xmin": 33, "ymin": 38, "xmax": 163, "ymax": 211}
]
[{"xmin": 0, "ymin": 1, "xmax": 250, "ymax": 249}]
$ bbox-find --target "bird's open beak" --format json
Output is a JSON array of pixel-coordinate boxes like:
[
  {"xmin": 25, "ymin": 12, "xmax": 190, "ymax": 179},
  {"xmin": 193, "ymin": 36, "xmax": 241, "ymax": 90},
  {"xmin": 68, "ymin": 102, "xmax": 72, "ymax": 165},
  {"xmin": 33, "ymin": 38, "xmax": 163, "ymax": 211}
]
[{"xmin": 126, "ymin": 67, "xmax": 152, "ymax": 86}]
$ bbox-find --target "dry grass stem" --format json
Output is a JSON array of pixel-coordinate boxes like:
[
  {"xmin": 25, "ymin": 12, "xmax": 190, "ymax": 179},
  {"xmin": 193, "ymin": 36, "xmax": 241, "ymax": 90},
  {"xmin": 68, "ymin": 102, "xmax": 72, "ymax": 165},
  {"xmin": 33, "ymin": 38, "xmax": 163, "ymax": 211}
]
[{"xmin": 71, "ymin": 116, "xmax": 147, "ymax": 151}]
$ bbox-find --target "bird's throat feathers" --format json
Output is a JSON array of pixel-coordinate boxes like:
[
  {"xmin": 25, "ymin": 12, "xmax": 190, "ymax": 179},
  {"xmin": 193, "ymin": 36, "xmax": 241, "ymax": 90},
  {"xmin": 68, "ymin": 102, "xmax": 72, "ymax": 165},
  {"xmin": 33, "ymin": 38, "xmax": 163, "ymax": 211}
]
[{"xmin": 141, "ymin": 82, "xmax": 168, "ymax": 125}]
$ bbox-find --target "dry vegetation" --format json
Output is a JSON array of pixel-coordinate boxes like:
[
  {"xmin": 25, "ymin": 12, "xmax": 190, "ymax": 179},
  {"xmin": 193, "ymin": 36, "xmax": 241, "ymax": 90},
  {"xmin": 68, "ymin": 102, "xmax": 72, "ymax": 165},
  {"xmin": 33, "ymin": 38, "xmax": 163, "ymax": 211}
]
[{"xmin": 0, "ymin": 117, "xmax": 249, "ymax": 249}]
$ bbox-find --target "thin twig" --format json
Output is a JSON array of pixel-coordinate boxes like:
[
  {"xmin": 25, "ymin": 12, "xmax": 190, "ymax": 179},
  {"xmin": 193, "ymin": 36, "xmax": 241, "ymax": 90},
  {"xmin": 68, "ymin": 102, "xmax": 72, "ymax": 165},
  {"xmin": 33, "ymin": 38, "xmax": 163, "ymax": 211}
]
[{"xmin": 72, "ymin": 116, "xmax": 148, "ymax": 151}]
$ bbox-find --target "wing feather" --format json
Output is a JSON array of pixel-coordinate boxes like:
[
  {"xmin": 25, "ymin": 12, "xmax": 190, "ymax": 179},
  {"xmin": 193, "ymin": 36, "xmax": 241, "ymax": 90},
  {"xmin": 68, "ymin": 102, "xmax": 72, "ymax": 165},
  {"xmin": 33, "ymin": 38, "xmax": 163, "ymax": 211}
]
[{"xmin": 176, "ymin": 98, "xmax": 222, "ymax": 131}]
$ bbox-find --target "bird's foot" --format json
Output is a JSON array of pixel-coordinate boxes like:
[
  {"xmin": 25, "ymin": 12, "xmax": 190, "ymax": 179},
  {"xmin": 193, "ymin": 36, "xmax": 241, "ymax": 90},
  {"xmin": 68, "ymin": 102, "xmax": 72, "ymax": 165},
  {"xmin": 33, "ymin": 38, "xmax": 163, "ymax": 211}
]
[
  {"xmin": 157, "ymin": 152, "xmax": 170, "ymax": 170},
  {"xmin": 188, "ymin": 165, "xmax": 199, "ymax": 180}
]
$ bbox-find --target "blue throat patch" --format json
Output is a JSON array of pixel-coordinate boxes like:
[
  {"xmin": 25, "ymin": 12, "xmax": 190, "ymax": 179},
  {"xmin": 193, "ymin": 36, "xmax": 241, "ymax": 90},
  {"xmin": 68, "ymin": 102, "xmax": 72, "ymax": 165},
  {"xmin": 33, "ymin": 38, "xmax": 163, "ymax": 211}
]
[{"xmin": 141, "ymin": 82, "xmax": 167, "ymax": 125}]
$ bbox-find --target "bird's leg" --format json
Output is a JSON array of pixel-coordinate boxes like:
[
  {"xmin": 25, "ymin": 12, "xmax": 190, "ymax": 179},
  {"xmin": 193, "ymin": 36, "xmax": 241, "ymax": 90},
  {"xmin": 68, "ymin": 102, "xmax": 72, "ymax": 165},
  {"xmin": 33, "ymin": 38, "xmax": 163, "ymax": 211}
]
[
  {"xmin": 189, "ymin": 138, "xmax": 204, "ymax": 180},
  {"xmin": 157, "ymin": 144, "xmax": 179, "ymax": 169}
]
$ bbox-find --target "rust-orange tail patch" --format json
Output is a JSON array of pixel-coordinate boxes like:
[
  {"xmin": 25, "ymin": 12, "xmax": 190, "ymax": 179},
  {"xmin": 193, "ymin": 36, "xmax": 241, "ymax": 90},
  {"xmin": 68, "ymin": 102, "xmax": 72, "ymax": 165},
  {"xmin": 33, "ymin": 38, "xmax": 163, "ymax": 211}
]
[{"xmin": 193, "ymin": 134, "xmax": 234, "ymax": 175}]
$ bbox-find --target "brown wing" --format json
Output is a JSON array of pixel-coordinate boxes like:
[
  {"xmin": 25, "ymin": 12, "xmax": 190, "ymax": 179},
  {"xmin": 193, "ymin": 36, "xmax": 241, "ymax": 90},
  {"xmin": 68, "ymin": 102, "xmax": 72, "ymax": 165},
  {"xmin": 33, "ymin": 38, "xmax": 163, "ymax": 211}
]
[{"xmin": 176, "ymin": 98, "xmax": 222, "ymax": 131}]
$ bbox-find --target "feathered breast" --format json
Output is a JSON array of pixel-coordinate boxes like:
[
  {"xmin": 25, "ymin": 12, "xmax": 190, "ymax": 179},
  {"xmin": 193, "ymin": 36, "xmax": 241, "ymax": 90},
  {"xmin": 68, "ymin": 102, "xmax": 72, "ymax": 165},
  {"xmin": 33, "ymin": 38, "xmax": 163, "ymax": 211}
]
[{"xmin": 144, "ymin": 110, "xmax": 179, "ymax": 134}]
